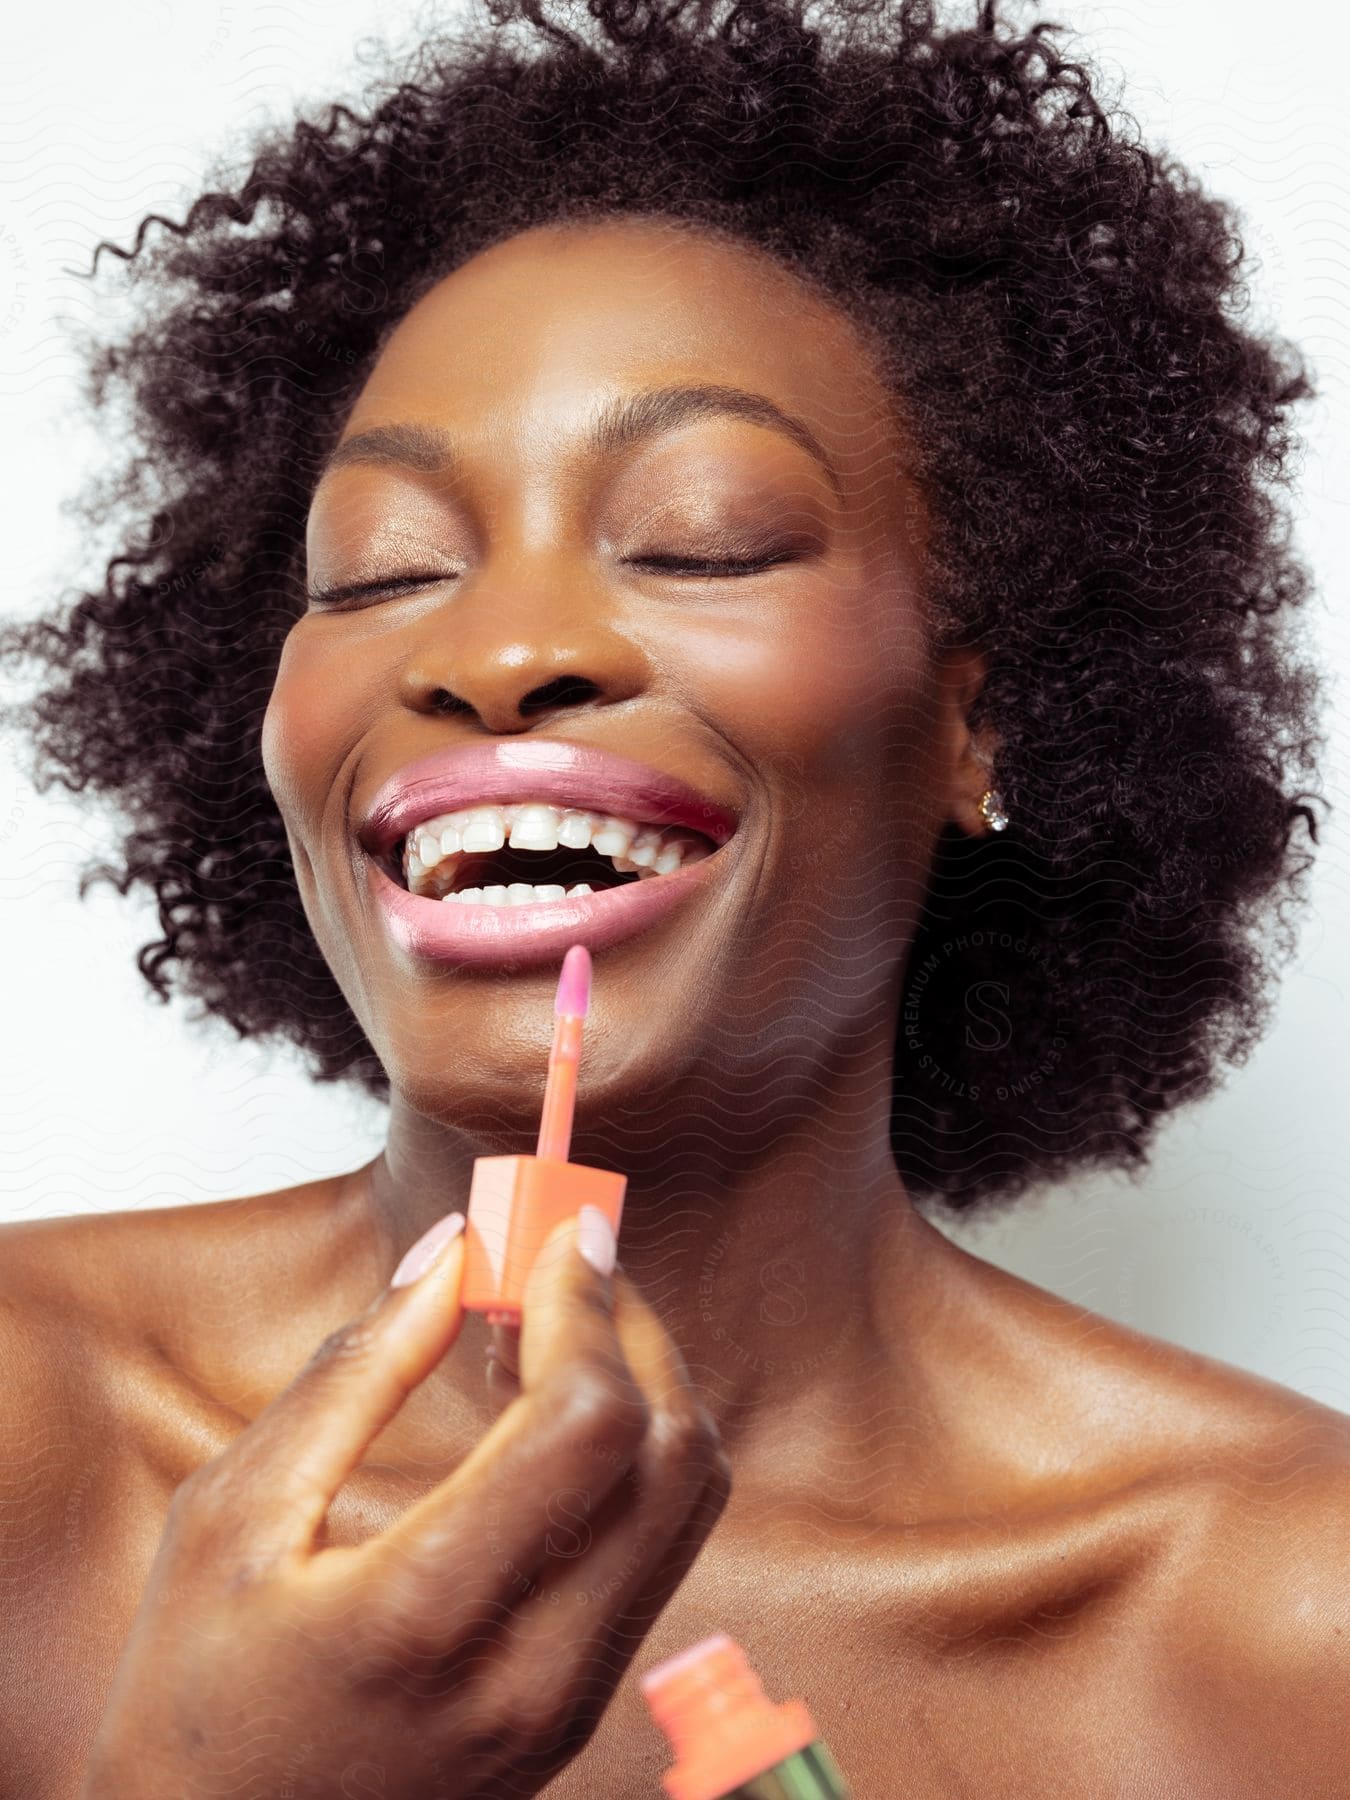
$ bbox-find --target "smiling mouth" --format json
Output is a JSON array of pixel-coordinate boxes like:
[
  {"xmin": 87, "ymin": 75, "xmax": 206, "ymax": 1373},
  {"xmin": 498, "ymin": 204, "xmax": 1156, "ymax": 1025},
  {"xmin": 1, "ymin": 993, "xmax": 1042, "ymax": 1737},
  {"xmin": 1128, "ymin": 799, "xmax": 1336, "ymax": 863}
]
[
  {"xmin": 383, "ymin": 837, "xmax": 652, "ymax": 895},
  {"xmin": 378, "ymin": 820, "xmax": 720, "ymax": 903}
]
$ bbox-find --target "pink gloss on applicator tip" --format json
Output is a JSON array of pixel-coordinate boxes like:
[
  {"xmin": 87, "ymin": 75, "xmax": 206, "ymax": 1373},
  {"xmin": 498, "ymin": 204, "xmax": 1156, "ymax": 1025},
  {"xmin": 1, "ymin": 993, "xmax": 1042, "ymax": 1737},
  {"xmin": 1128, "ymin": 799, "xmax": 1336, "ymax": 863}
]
[
  {"xmin": 460, "ymin": 943, "xmax": 626, "ymax": 1325},
  {"xmin": 553, "ymin": 940, "xmax": 592, "ymax": 1018},
  {"xmin": 534, "ymin": 943, "xmax": 591, "ymax": 1164}
]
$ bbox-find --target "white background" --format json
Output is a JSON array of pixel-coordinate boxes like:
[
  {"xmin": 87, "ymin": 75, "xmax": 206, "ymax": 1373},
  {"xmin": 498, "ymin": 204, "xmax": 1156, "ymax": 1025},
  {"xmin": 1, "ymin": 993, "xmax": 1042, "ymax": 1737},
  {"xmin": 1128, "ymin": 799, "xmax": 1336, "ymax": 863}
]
[{"xmin": 2, "ymin": 0, "xmax": 1347, "ymax": 1410}]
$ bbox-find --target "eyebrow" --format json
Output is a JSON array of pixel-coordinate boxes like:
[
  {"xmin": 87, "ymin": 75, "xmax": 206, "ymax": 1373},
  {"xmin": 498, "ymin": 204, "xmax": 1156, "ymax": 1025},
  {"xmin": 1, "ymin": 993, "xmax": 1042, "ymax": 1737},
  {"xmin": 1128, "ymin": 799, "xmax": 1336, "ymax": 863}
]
[{"xmin": 312, "ymin": 383, "xmax": 842, "ymax": 500}]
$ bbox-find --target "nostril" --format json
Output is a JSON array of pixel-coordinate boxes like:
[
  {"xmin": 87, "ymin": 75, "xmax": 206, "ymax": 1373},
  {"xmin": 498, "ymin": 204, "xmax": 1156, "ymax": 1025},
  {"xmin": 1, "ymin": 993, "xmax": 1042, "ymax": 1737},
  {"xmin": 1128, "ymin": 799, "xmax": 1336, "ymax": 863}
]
[{"xmin": 519, "ymin": 674, "xmax": 600, "ymax": 716}]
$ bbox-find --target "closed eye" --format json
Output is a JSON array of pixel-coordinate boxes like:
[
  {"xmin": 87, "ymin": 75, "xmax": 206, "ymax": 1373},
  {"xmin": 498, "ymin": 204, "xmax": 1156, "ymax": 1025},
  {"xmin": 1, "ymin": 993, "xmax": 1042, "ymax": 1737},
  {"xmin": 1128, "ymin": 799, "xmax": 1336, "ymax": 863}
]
[
  {"xmin": 627, "ymin": 552, "xmax": 797, "ymax": 577},
  {"xmin": 306, "ymin": 573, "xmax": 455, "ymax": 608},
  {"xmin": 307, "ymin": 549, "xmax": 797, "ymax": 607}
]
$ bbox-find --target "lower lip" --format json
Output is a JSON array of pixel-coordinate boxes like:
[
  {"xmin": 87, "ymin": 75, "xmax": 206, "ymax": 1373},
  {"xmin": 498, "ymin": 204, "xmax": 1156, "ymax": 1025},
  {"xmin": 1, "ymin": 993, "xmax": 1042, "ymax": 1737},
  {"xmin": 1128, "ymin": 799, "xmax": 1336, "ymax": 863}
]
[{"xmin": 366, "ymin": 848, "xmax": 729, "ymax": 968}]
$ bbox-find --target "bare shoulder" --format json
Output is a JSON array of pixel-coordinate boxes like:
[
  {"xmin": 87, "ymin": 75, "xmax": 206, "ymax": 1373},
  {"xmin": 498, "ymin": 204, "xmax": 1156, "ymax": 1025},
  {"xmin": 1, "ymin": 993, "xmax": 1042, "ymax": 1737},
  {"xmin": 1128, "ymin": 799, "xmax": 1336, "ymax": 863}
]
[
  {"xmin": 0, "ymin": 1176, "xmax": 367, "ymax": 1423},
  {"xmin": 0, "ymin": 1197, "xmax": 314, "ymax": 1800},
  {"xmin": 962, "ymin": 1248, "xmax": 1350, "ymax": 1790},
  {"xmin": 931, "ymin": 1224, "xmax": 1350, "ymax": 1500},
  {"xmin": 0, "ymin": 1199, "xmax": 240, "ymax": 1399},
  {"xmin": 0, "ymin": 1216, "xmax": 87, "ymax": 1501},
  {"xmin": 0, "ymin": 1208, "xmax": 139, "ymax": 1451},
  {"xmin": 0, "ymin": 1182, "xmax": 358, "ymax": 1642},
  {"xmin": 1008, "ymin": 1257, "xmax": 1350, "ymax": 1790},
  {"xmin": 0, "ymin": 1205, "xmax": 193, "ymax": 1499},
  {"xmin": 0, "ymin": 1212, "xmax": 142, "ymax": 1679},
  {"xmin": 1141, "ymin": 1397, "xmax": 1350, "ymax": 1796}
]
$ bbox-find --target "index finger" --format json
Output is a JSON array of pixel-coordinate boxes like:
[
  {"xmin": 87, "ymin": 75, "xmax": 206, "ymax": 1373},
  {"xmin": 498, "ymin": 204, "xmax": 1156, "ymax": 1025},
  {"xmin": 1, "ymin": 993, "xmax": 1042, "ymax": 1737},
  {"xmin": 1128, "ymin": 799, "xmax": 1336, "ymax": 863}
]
[{"xmin": 184, "ymin": 1212, "xmax": 471, "ymax": 1554}]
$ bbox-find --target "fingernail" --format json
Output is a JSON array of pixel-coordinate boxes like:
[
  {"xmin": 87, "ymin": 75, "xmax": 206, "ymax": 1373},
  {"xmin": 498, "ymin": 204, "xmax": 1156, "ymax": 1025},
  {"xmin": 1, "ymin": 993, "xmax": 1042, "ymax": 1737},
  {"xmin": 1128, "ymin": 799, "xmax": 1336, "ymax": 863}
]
[
  {"xmin": 390, "ymin": 1211, "xmax": 466, "ymax": 1288},
  {"xmin": 576, "ymin": 1204, "xmax": 616, "ymax": 1276}
]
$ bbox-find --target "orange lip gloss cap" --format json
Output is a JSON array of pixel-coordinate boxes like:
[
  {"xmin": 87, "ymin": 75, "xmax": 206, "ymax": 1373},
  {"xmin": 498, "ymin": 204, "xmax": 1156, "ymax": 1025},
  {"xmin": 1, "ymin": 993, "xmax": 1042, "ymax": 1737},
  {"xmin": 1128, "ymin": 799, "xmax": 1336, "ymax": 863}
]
[
  {"xmin": 640, "ymin": 1633, "xmax": 818, "ymax": 1800},
  {"xmin": 462, "ymin": 1154, "xmax": 627, "ymax": 1324}
]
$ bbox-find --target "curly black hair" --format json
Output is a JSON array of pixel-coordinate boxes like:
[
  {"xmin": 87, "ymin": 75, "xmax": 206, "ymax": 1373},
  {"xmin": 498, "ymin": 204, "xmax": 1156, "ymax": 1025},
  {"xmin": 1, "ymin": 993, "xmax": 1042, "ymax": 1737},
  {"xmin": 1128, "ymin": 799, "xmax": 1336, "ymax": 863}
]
[{"xmin": 0, "ymin": 0, "xmax": 1326, "ymax": 1224}]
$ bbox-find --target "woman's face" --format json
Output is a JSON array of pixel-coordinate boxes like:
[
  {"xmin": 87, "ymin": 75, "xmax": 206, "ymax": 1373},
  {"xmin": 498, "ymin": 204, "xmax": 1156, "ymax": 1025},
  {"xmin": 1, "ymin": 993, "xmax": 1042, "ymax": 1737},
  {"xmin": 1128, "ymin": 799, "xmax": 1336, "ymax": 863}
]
[{"xmin": 264, "ymin": 217, "xmax": 980, "ymax": 1130}]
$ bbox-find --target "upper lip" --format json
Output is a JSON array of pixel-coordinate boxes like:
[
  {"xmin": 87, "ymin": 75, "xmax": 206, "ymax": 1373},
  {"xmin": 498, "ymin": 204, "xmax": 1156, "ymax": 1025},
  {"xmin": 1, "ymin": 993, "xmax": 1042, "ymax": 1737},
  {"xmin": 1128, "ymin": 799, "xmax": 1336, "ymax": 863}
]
[{"xmin": 356, "ymin": 739, "xmax": 742, "ymax": 862}]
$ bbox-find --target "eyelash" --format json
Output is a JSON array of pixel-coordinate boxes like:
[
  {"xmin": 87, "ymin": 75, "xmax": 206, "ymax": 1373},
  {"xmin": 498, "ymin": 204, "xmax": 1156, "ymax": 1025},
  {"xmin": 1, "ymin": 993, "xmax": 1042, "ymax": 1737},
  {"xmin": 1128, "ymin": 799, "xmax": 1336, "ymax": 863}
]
[
  {"xmin": 306, "ymin": 552, "xmax": 794, "ymax": 608},
  {"xmin": 637, "ymin": 553, "xmax": 794, "ymax": 577}
]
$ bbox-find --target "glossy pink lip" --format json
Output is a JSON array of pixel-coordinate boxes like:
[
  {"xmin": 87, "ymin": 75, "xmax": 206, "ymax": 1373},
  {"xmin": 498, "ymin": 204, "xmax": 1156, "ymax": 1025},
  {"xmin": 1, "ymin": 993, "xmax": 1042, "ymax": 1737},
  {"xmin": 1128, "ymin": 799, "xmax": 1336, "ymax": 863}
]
[
  {"xmin": 366, "ymin": 846, "xmax": 727, "ymax": 969},
  {"xmin": 357, "ymin": 739, "xmax": 741, "ymax": 863}
]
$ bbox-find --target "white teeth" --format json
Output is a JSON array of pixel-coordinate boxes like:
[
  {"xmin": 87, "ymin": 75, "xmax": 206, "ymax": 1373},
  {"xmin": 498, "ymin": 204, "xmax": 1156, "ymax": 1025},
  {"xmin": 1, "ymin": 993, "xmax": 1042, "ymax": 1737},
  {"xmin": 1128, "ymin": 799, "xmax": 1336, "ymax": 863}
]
[
  {"xmin": 626, "ymin": 827, "xmax": 664, "ymax": 868},
  {"xmin": 442, "ymin": 881, "xmax": 585, "ymax": 906},
  {"xmin": 654, "ymin": 843, "xmax": 685, "ymax": 875},
  {"xmin": 590, "ymin": 816, "xmax": 637, "ymax": 859},
  {"xmin": 398, "ymin": 798, "xmax": 717, "ymax": 898},
  {"xmin": 508, "ymin": 804, "xmax": 561, "ymax": 852},
  {"xmin": 461, "ymin": 807, "xmax": 506, "ymax": 853},
  {"xmin": 440, "ymin": 880, "xmax": 599, "ymax": 906}
]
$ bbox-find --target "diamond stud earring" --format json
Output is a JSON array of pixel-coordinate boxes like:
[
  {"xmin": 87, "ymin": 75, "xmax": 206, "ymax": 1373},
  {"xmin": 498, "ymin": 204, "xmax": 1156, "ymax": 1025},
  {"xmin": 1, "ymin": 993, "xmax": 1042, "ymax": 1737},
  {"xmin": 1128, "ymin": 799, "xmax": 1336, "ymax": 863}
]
[{"xmin": 979, "ymin": 788, "xmax": 1009, "ymax": 832}]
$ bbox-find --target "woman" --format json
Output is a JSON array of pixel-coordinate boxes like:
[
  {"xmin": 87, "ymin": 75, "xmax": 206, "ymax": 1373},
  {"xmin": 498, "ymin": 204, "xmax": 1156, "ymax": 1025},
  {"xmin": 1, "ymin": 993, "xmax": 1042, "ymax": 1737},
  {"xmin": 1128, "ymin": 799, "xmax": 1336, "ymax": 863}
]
[{"xmin": 2, "ymin": 0, "xmax": 1344, "ymax": 1793}]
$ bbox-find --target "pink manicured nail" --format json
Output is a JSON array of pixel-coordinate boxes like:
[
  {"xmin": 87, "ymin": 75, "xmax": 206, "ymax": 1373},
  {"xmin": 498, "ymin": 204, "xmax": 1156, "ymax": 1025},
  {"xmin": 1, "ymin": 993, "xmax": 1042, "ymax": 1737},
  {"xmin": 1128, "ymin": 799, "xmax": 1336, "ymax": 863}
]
[
  {"xmin": 577, "ymin": 1204, "xmax": 616, "ymax": 1276},
  {"xmin": 390, "ymin": 1211, "xmax": 466, "ymax": 1288}
]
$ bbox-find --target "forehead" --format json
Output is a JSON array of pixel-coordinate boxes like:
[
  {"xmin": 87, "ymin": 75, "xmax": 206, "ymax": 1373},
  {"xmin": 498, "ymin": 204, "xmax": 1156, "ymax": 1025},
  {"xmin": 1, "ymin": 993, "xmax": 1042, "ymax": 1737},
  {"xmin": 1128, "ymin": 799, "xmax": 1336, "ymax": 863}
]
[{"xmin": 345, "ymin": 218, "xmax": 897, "ymax": 472}]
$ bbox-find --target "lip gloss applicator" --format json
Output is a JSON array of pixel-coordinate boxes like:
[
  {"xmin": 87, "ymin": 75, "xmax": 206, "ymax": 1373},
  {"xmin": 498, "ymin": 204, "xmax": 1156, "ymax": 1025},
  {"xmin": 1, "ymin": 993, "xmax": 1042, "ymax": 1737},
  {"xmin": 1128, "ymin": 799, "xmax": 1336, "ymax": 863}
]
[{"xmin": 461, "ymin": 944, "xmax": 627, "ymax": 1325}]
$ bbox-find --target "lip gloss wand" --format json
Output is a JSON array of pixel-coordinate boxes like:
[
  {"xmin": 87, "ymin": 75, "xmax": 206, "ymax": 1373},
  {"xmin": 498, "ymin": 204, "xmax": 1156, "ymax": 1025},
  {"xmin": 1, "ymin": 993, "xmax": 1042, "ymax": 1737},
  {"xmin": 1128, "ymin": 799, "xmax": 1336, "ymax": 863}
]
[
  {"xmin": 535, "ymin": 941, "xmax": 589, "ymax": 1164},
  {"xmin": 460, "ymin": 944, "xmax": 628, "ymax": 1326}
]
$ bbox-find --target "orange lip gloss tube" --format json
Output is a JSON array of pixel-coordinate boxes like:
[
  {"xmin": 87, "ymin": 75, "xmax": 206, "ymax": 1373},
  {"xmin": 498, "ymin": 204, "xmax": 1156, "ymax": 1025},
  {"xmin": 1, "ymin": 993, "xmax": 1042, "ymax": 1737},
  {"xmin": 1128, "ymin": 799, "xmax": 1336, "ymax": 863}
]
[
  {"xmin": 461, "ymin": 944, "xmax": 627, "ymax": 1325},
  {"xmin": 641, "ymin": 1634, "xmax": 854, "ymax": 1800}
]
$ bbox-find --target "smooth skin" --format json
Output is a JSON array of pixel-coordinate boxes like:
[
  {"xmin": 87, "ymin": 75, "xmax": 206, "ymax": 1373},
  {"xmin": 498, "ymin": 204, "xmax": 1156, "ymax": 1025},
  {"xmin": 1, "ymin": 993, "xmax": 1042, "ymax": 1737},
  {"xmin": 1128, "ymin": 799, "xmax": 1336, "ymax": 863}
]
[
  {"xmin": 78, "ymin": 1211, "xmax": 732, "ymax": 1798},
  {"xmin": 2, "ymin": 218, "xmax": 1348, "ymax": 1798}
]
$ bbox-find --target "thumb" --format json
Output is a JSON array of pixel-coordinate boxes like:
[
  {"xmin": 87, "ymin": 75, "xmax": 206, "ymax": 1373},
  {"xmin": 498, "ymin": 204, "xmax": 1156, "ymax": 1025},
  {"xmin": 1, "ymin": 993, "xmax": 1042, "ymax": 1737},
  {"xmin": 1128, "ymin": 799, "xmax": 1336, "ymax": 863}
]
[
  {"xmin": 514, "ymin": 1203, "xmax": 621, "ymax": 1394},
  {"xmin": 489, "ymin": 1205, "xmax": 621, "ymax": 1400}
]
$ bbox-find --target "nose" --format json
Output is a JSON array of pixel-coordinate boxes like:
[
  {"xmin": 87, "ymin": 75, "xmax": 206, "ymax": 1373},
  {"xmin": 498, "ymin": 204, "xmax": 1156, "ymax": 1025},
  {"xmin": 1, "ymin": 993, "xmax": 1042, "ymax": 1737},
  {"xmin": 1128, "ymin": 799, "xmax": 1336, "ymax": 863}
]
[{"xmin": 396, "ymin": 565, "xmax": 650, "ymax": 735}]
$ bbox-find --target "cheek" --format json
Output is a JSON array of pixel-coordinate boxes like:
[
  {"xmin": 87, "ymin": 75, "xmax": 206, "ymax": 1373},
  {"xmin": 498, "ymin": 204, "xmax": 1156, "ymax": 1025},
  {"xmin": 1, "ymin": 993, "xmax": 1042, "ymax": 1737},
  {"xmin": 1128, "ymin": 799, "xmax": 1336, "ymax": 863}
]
[
  {"xmin": 677, "ymin": 578, "xmax": 931, "ymax": 779},
  {"xmin": 260, "ymin": 625, "xmax": 356, "ymax": 824}
]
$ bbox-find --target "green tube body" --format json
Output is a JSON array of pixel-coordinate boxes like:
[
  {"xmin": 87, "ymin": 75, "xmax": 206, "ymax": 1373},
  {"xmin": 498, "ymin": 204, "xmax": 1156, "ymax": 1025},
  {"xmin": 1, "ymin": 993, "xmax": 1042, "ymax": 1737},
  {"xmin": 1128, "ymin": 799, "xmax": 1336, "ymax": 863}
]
[{"xmin": 711, "ymin": 1737, "xmax": 852, "ymax": 1799}]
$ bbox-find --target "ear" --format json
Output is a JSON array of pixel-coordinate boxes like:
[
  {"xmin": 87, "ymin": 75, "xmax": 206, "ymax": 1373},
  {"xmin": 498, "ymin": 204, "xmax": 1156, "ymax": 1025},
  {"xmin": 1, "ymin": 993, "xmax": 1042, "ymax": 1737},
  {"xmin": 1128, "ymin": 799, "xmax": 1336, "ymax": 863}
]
[{"xmin": 936, "ymin": 645, "xmax": 1001, "ymax": 838}]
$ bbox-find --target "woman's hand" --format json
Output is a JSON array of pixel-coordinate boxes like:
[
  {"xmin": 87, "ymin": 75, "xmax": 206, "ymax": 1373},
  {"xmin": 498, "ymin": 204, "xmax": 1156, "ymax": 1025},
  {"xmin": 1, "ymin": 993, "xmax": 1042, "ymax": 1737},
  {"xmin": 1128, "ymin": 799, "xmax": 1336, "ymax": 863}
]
[{"xmin": 80, "ymin": 1208, "xmax": 732, "ymax": 1800}]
